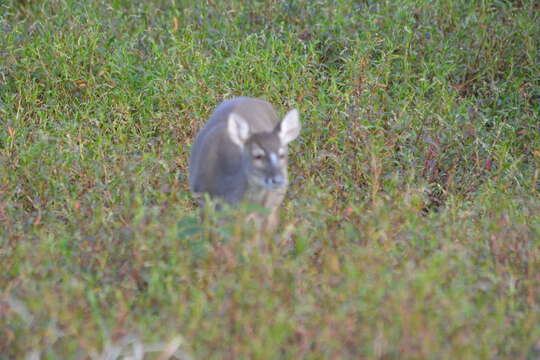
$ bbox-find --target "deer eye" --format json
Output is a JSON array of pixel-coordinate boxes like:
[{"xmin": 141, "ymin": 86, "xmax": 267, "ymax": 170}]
[{"xmin": 253, "ymin": 153, "xmax": 265, "ymax": 160}]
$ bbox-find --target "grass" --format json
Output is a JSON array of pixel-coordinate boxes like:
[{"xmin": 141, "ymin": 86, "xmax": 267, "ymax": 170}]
[{"xmin": 0, "ymin": 0, "xmax": 539, "ymax": 358}]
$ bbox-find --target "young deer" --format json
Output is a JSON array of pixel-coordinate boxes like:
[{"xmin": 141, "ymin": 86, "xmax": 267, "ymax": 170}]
[{"xmin": 188, "ymin": 97, "xmax": 301, "ymax": 232}]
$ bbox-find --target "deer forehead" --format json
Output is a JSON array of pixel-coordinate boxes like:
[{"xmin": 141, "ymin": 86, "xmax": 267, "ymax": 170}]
[
  {"xmin": 248, "ymin": 133, "xmax": 283, "ymax": 155},
  {"xmin": 268, "ymin": 152, "xmax": 279, "ymax": 166}
]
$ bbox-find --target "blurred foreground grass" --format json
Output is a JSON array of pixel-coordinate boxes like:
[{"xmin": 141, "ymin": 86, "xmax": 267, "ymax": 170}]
[{"xmin": 0, "ymin": 0, "xmax": 539, "ymax": 358}]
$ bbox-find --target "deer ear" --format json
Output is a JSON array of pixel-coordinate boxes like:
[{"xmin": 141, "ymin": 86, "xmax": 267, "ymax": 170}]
[
  {"xmin": 228, "ymin": 113, "xmax": 250, "ymax": 148},
  {"xmin": 277, "ymin": 109, "xmax": 300, "ymax": 144}
]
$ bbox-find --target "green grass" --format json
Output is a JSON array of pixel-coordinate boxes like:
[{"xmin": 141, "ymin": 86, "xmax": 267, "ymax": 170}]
[{"xmin": 1, "ymin": 0, "xmax": 539, "ymax": 358}]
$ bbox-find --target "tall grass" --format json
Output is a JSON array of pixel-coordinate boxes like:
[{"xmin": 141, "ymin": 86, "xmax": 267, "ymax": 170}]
[{"xmin": 1, "ymin": 0, "xmax": 539, "ymax": 358}]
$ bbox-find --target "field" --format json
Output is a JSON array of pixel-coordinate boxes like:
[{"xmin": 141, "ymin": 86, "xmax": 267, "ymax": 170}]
[{"xmin": 1, "ymin": 0, "xmax": 539, "ymax": 358}]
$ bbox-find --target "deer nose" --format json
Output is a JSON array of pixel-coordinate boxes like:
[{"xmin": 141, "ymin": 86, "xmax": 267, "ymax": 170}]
[{"xmin": 268, "ymin": 175, "xmax": 285, "ymax": 187}]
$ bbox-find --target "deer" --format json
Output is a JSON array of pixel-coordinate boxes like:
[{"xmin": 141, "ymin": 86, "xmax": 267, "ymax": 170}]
[{"xmin": 188, "ymin": 97, "xmax": 301, "ymax": 233}]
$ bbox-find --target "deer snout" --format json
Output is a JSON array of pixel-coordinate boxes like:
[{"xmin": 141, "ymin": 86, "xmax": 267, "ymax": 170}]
[{"xmin": 265, "ymin": 174, "xmax": 285, "ymax": 188}]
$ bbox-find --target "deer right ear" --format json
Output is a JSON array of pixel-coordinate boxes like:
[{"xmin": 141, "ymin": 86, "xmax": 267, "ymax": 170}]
[
  {"xmin": 277, "ymin": 109, "xmax": 300, "ymax": 144},
  {"xmin": 228, "ymin": 113, "xmax": 250, "ymax": 148}
]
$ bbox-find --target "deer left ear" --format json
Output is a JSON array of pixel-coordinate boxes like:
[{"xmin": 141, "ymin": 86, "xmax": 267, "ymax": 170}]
[
  {"xmin": 276, "ymin": 109, "xmax": 300, "ymax": 144},
  {"xmin": 228, "ymin": 113, "xmax": 250, "ymax": 148}
]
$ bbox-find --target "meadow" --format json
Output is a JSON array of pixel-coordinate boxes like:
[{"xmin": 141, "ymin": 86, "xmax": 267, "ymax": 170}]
[{"xmin": 1, "ymin": 0, "xmax": 539, "ymax": 358}]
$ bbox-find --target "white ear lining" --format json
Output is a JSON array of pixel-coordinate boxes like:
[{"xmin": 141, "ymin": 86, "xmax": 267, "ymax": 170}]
[
  {"xmin": 278, "ymin": 109, "xmax": 300, "ymax": 144},
  {"xmin": 227, "ymin": 113, "xmax": 250, "ymax": 148}
]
